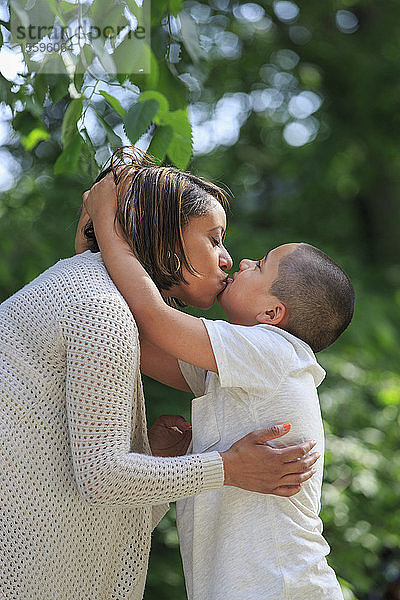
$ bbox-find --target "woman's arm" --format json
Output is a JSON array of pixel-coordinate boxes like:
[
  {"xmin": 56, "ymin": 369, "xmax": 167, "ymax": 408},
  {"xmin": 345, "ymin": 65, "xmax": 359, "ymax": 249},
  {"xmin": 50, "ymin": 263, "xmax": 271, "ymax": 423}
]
[
  {"xmin": 84, "ymin": 176, "xmax": 218, "ymax": 373},
  {"xmin": 60, "ymin": 293, "xmax": 223, "ymax": 505}
]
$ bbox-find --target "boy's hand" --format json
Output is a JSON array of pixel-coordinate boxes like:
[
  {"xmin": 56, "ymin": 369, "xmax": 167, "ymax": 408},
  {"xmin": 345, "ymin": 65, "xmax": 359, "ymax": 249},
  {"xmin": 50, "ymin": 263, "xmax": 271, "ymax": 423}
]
[
  {"xmin": 220, "ymin": 423, "xmax": 319, "ymax": 497},
  {"xmin": 74, "ymin": 172, "xmax": 117, "ymax": 254},
  {"xmin": 74, "ymin": 201, "xmax": 90, "ymax": 254},
  {"xmin": 148, "ymin": 415, "xmax": 192, "ymax": 457},
  {"xmin": 83, "ymin": 172, "xmax": 117, "ymax": 222}
]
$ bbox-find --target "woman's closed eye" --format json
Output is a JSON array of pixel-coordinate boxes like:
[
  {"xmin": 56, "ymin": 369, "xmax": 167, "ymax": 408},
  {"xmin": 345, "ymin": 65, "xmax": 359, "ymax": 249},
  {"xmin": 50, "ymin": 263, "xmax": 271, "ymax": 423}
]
[
  {"xmin": 256, "ymin": 259, "xmax": 261, "ymax": 269},
  {"xmin": 211, "ymin": 236, "xmax": 222, "ymax": 246}
]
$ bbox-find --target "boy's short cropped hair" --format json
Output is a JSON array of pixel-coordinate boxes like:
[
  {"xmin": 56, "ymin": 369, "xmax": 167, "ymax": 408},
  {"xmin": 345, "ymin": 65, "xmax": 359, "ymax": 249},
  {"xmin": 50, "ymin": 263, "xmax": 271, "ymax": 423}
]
[{"xmin": 271, "ymin": 243, "xmax": 355, "ymax": 353}]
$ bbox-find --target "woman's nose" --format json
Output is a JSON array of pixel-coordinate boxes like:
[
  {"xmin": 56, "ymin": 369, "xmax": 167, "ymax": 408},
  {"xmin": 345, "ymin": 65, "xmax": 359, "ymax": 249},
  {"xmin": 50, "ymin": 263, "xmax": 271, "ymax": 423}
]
[{"xmin": 220, "ymin": 247, "xmax": 233, "ymax": 271}]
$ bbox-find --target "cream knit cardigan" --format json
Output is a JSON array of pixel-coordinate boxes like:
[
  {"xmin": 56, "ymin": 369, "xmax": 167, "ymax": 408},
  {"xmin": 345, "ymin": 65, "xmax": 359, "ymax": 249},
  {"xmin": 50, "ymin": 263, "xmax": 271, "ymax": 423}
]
[{"xmin": 0, "ymin": 251, "xmax": 224, "ymax": 600}]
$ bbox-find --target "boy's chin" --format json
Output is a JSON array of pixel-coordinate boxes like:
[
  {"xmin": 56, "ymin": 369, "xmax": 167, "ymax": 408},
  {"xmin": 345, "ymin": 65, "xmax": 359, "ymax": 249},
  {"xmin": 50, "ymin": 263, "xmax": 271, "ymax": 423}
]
[{"xmin": 217, "ymin": 296, "xmax": 232, "ymax": 320}]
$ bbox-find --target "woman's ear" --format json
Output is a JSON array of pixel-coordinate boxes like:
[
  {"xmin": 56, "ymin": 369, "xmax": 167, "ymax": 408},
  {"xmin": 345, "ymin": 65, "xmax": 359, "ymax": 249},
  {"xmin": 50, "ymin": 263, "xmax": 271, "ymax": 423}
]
[{"xmin": 256, "ymin": 302, "xmax": 286, "ymax": 326}]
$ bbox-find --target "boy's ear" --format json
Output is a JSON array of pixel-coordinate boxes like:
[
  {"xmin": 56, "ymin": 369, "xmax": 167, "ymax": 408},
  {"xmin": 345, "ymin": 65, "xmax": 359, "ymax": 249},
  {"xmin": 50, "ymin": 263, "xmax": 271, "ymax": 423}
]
[{"xmin": 256, "ymin": 302, "xmax": 286, "ymax": 326}]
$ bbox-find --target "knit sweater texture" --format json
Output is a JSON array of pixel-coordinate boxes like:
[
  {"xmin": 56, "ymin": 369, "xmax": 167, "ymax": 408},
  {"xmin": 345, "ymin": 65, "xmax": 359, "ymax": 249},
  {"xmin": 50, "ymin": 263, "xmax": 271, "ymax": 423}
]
[{"xmin": 0, "ymin": 251, "xmax": 224, "ymax": 600}]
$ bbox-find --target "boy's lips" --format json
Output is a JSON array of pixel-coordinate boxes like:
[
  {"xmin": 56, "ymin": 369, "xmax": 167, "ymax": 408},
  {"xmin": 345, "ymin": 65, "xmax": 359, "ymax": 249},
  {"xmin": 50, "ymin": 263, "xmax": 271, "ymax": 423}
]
[{"xmin": 217, "ymin": 277, "xmax": 233, "ymax": 298}]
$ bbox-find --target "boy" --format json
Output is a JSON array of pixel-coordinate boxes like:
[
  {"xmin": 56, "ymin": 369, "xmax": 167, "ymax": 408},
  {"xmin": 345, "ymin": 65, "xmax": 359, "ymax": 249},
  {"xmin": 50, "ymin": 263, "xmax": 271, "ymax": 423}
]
[{"xmin": 84, "ymin": 176, "xmax": 354, "ymax": 600}]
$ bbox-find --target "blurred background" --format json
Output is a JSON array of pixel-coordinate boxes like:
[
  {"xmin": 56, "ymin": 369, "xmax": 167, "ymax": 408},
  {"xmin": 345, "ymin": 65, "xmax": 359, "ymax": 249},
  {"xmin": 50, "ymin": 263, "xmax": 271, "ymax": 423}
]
[{"xmin": 1, "ymin": 0, "xmax": 400, "ymax": 598}]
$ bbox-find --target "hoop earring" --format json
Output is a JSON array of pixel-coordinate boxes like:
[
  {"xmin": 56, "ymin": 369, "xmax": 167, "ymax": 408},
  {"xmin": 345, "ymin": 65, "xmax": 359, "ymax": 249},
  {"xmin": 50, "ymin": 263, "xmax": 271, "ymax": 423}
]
[{"xmin": 167, "ymin": 251, "xmax": 181, "ymax": 273}]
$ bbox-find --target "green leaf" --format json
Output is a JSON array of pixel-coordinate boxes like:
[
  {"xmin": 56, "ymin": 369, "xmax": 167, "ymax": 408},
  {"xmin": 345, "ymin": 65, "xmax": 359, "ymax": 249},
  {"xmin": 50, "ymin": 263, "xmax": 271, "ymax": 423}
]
[
  {"xmin": 123, "ymin": 99, "xmax": 159, "ymax": 144},
  {"xmin": 96, "ymin": 113, "xmax": 123, "ymax": 150},
  {"xmin": 21, "ymin": 127, "xmax": 50, "ymax": 151},
  {"xmin": 54, "ymin": 133, "xmax": 83, "ymax": 175},
  {"xmin": 79, "ymin": 128, "xmax": 100, "ymax": 177},
  {"xmin": 157, "ymin": 60, "xmax": 188, "ymax": 110},
  {"xmin": 124, "ymin": 0, "xmax": 147, "ymax": 22},
  {"xmin": 130, "ymin": 48, "xmax": 159, "ymax": 90},
  {"xmin": 33, "ymin": 73, "xmax": 48, "ymax": 106},
  {"xmin": 150, "ymin": 0, "xmax": 168, "ymax": 25},
  {"xmin": 42, "ymin": 70, "xmax": 70, "ymax": 103},
  {"xmin": 45, "ymin": 0, "xmax": 67, "ymax": 23},
  {"xmin": 57, "ymin": 1, "xmax": 78, "ymax": 16},
  {"xmin": 99, "ymin": 91, "xmax": 126, "ymax": 118},
  {"xmin": 22, "ymin": 0, "xmax": 54, "ymax": 32},
  {"xmin": 112, "ymin": 38, "xmax": 151, "ymax": 76},
  {"xmin": 73, "ymin": 64, "xmax": 85, "ymax": 94},
  {"xmin": 91, "ymin": 0, "xmax": 115, "ymax": 22},
  {"xmin": 169, "ymin": 0, "xmax": 184, "ymax": 17},
  {"xmin": 147, "ymin": 125, "xmax": 174, "ymax": 163},
  {"xmin": 160, "ymin": 109, "xmax": 192, "ymax": 170},
  {"xmin": 61, "ymin": 98, "xmax": 83, "ymax": 147},
  {"xmin": 74, "ymin": 46, "xmax": 94, "ymax": 88},
  {"xmin": 12, "ymin": 110, "xmax": 42, "ymax": 136},
  {"xmin": 91, "ymin": 37, "xmax": 117, "ymax": 75},
  {"xmin": 140, "ymin": 90, "xmax": 169, "ymax": 115},
  {"xmin": 0, "ymin": 73, "xmax": 13, "ymax": 103}
]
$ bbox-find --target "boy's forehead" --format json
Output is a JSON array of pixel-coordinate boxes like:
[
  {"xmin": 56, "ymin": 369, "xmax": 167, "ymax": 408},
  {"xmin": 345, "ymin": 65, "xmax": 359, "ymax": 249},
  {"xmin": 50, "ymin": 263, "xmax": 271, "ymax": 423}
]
[{"xmin": 269, "ymin": 243, "xmax": 299, "ymax": 261}]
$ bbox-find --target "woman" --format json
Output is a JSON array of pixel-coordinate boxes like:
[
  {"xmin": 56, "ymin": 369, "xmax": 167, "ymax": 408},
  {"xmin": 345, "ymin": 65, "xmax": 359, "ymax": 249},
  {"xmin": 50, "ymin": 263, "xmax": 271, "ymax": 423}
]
[{"xmin": 0, "ymin": 148, "xmax": 318, "ymax": 600}]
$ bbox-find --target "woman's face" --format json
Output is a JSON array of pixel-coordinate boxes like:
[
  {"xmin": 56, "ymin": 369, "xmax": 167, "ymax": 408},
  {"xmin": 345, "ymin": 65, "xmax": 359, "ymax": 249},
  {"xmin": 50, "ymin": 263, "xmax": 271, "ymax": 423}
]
[{"xmin": 166, "ymin": 199, "xmax": 233, "ymax": 309}]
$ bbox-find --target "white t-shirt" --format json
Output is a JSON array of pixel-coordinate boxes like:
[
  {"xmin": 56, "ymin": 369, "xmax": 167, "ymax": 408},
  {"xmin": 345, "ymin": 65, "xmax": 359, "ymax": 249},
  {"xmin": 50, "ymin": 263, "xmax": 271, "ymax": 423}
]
[{"xmin": 177, "ymin": 319, "xmax": 344, "ymax": 600}]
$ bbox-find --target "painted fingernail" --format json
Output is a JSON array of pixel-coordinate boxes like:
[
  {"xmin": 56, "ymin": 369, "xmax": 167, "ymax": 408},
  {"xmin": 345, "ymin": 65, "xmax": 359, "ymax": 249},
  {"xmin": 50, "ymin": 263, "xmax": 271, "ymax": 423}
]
[
  {"xmin": 283, "ymin": 423, "xmax": 291, "ymax": 430},
  {"xmin": 185, "ymin": 421, "xmax": 191, "ymax": 427}
]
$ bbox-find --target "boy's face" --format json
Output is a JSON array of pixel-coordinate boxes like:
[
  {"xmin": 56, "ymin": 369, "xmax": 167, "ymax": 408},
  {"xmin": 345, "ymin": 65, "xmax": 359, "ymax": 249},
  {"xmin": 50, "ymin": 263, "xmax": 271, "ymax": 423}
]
[{"xmin": 218, "ymin": 243, "xmax": 298, "ymax": 326}]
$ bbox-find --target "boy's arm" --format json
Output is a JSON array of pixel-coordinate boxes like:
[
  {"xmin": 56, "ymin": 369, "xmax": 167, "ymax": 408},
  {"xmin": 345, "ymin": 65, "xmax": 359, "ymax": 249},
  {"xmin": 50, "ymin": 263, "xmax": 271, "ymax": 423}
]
[
  {"xmin": 84, "ymin": 176, "xmax": 218, "ymax": 373},
  {"xmin": 140, "ymin": 338, "xmax": 192, "ymax": 392}
]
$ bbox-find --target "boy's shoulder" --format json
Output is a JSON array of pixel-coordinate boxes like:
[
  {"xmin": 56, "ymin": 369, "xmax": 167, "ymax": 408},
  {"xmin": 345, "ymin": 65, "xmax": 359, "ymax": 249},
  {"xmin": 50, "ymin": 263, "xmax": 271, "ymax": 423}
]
[
  {"xmin": 202, "ymin": 319, "xmax": 325, "ymax": 388},
  {"xmin": 206, "ymin": 318, "xmax": 310, "ymax": 356}
]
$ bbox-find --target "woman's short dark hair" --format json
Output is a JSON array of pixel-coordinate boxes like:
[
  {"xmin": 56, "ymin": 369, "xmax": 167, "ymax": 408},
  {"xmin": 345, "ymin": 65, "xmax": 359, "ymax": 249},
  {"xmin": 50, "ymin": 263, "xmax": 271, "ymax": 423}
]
[
  {"xmin": 270, "ymin": 243, "xmax": 355, "ymax": 353},
  {"xmin": 84, "ymin": 147, "xmax": 229, "ymax": 306}
]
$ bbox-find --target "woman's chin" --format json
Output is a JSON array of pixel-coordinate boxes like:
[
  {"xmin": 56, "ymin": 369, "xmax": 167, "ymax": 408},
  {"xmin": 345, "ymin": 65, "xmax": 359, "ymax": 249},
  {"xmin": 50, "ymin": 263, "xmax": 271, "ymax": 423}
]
[
  {"xmin": 197, "ymin": 299, "xmax": 215, "ymax": 310},
  {"xmin": 187, "ymin": 295, "xmax": 218, "ymax": 310}
]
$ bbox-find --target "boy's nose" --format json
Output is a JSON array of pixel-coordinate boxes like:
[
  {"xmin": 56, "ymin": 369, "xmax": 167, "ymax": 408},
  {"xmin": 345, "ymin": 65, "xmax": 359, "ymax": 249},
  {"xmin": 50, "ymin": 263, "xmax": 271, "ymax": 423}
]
[{"xmin": 239, "ymin": 258, "xmax": 254, "ymax": 271}]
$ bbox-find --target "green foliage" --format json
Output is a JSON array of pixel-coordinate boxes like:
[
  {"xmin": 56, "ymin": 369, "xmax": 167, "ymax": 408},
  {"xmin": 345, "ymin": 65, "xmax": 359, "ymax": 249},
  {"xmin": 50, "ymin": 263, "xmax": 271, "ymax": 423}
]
[
  {"xmin": 1, "ymin": 0, "xmax": 400, "ymax": 598},
  {"xmin": 99, "ymin": 91, "xmax": 126, "ymax": 118},
  {"xmin": 124, "ymin": 98, "xmax": 160, "ymax": 143}
]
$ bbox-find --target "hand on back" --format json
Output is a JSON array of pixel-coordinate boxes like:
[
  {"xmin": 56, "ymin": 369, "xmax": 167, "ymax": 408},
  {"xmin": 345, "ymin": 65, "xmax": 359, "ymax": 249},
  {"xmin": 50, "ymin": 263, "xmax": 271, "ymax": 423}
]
[{"xmin": 221, "ymin": 423, "xmax": 319, "ymax": 497}]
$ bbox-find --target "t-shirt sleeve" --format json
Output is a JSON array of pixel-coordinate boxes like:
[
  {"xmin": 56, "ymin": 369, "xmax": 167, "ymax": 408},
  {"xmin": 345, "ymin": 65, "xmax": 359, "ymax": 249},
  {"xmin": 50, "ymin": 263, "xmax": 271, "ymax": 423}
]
[
  {"xmin": 178, "ymin": 359, "xmax": 207, "ymax": 397},
  {"xmin": 201, "ymin": 318, "xmax": 293, "ymax": 393}
]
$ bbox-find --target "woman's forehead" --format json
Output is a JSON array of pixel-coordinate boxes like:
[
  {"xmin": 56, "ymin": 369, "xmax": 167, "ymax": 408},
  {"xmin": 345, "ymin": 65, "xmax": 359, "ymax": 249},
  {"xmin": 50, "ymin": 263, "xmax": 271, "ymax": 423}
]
[
  {"xmin": 206, "ymin": 199, "xmax": 227, "ymax": 224},
  {"xmin": 187, "ymin": 200, "xmax": 226, "ymax": 230}
]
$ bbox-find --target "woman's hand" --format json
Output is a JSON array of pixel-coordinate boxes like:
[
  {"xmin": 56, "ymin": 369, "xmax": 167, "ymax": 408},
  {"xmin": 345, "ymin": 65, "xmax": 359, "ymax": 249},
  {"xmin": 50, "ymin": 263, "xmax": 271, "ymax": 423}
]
[
  {"xmin": 220, "ymin": 423, "xmax": 320, "ymax": 497},
  {"xmin": 148, "ymin": 415, "xmax": 192, "ymax": 457}
]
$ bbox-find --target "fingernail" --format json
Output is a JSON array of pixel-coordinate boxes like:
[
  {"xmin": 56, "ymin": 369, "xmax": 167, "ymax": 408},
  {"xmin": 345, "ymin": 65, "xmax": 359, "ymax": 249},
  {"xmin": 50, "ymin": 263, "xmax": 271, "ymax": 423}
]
[
  {"xmin": 283, "ymin": 423, "xmax": 290, "ymax": 430},
  {"xmin": 185, "ymin": 421, "xmax": 191, "ymax": 428}
]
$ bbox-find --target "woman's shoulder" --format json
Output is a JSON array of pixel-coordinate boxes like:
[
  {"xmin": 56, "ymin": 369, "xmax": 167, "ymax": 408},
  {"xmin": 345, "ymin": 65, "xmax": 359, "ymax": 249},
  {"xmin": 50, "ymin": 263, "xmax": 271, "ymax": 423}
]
[
  {"xmin": 52, "ymin": 250, "xmax": 129, "ymax": 306},
  {"xmin": 2, "ymin": 251, "xmax": 128, "ymax": 320}
]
